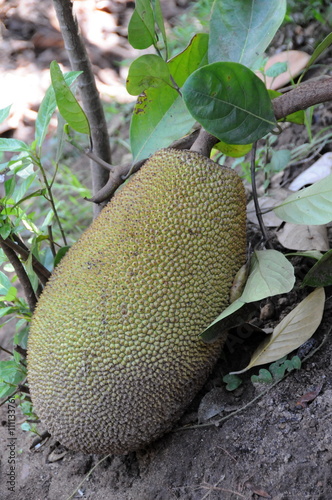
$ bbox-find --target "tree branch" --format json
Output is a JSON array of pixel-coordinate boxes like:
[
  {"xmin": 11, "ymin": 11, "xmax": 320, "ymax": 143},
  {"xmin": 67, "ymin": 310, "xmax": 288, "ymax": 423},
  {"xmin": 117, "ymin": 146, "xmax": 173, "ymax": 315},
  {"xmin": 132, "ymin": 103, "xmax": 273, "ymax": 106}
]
[
  {"xmin": 0, "ymin": 238, "xmax": 37, "ymax": 312},
  {"xmin": 86, "ymin": 160, "xmax": 146, "ymax": 204},
  {"xmin": 190, "ymin": 128, "xmax": 219, "ymax": 156},
  {"xmin": 273, "ymin": 76, "xmax": 332, "ymax": 120},
  {"xmin": 52, "ymin": 0, "xmax": 112, "ymax": 216},
  {"xmin": 3, "ymin": 236, "xmax": 51, "ymax": 286}
]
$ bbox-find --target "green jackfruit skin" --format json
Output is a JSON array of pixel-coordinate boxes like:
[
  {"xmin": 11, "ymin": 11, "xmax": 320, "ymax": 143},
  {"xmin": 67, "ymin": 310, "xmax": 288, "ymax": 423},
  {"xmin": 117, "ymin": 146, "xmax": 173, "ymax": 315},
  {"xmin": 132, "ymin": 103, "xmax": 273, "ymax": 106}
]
[{"xmin": 27, "ymin": 148, "xmax": 246, "ymax": 455}]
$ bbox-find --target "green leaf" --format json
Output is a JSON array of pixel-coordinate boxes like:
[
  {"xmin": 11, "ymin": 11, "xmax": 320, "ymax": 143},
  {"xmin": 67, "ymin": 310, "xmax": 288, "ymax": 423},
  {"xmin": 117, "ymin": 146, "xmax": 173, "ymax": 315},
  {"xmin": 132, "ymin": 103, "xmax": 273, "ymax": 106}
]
[
  {"xmin": 21, "ymin": 422, "xmax": 31, "ymax": 432},
  {"xmin": 50, "ymin": 61, "xmax": 90, "ymax": 135},
  {"xmin": 274, "ymin": 174, "xmax": 332, "ymax": 225},
  {"xmin": 200, "ymin": 299, "xmax": 247, "ymax": 342},
  {"xmin": 0, "ymin": 271, "xmax": 12, "ymax": 295},
  {"xmin": 0, "ymin": 138, "xmax": 29, "ymax": 153},
  {"xmin": 285, "ymin": 250, "xmax": 323, "ymax": 260},
  {"xmin": 302, "ymin": 249, "xmax": 332, "ymax": 287},
  {"xmin": 55, "ymin": 114, "xmax": 66, "ymax": 163},
  {"xmin": 152, "ymin": 0, "xmax": 167, "ymax": 54},
  {"xmin": 251, "ymin": 368, "xmax": 273, "ymax": 384},
  {"xmin": 241, "ymin": 250, "xmax": 295, "ymax": 302},
  {"xmin": 265, "ymin": 62, "xmax": 288, "ymax": 78},
  {"xmin": 35, "ymin": 71, "xmax": 82, "ymax": 148},
  {"xmin": 0, "ymin": 105, "xmax": 12, "ymax": 124},
  {"xmin": 269, "ymin": 357, "xmax": 288, "ymax": 380},
  {"xmin": 130, "ymin": 33, "xmax": 209, "ymax": 162},
  {"xmin": 0, "ymin": 306, "xmax": 16, "ymax": 318},
  {"xmin": 213, "ymin": 142, "xmax": 252, "ymax": 158},
  {"xmin": 201, "ymin": 250, "xmax": 295, "ymax": 341},
  {"xmin": 14, "ymin": 324, "xmax": 29, "ymax": 349},
  {"xmin": 208, "ymin": 0, "xmax": 286, "ymax": 68},
  {"xmin": 232, "ymin": 288, "xmax": 325, "ymax": 374},
  {"xmin": 128, "ymin": 0, "xmax": 157, "ymax": 49},
  {"xmin": 0, "ymin": 359, "xmax": 26, "ymax": 400},
  {"xmin": 298, "ymin": 32, "xmax": 332, "ymax": 84},
  {"xmin": 283, "ymin": 110, "xmax": 305, "ymax": 125},
  {"xmin": 0, "ymin": 223, "xmax": 11, "ymax": 240},
  {"xmin": 13, "ymin": 189, "xmax": 47, "ymax": 208},
  {"xmin": 6, "ymin": 152, "xmax": 33, "ymax": 175},
  {"xmin": 126, "ymin": 55, "xmax": 172, "ymax": 95},
  {"xmin": 223, "ymin": 374, "xmax": 242, "ymax": 391},
  {"xmin": 54, "ymin": 246, "xmax": 71, "ymax": 267},
  {"xmin": 291, "ymin": 355, "xmax": 302, "ymax": 370},
  {"xmin": 266, "ymin": 149, "xmax": 291, "ymax": 173},
  {"xmin": 0, "ymin": 359, "xmax": 24, "ymax": 381},
  {"xmin": 182, "ymin": 62, "xmax": 276, "ymax": 145},
  {"xmin": 11, "ymin": 173, "xmax": 36, "ymax": 204},
  {"xmin": 1, "ymin": 286, "xmax": 17, "ymax": 302}
]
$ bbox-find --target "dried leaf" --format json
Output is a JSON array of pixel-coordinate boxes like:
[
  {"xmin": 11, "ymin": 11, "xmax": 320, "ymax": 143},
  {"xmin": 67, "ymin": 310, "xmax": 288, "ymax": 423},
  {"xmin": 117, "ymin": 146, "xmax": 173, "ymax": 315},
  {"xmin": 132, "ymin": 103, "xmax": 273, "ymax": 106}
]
[
  {"xmin": 245, "ymin": 481, "xmax": 272, "ymax": 498},
  {"xmin": 231, "ymin": 288, "xmax": 325, "ymax": 374},
  {"xmin": 276, "ymin": 223, "xmax": 329, "ymax": 251},
  {"xmin": 296, "ymin": 382, "xmax": 324, "ymax": 408},
  {"xmin": 247, "ymin": 193, "xmax": 287, "ymax": 227},
  {"xmin": 288, "ymin": 152, "xmax": 332, "ymax": 191},
  {"xmin": 256, "ymin": 50, "xmax": 310, "ymax": 89}
]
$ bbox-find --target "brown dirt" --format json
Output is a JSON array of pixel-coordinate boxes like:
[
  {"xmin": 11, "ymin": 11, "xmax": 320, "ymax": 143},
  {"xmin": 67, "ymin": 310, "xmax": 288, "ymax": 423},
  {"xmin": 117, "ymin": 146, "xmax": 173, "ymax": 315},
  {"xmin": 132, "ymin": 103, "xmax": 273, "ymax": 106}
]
[{"xmin": 1, "ymin": 1, "xmax": 332, "ymax": 499}]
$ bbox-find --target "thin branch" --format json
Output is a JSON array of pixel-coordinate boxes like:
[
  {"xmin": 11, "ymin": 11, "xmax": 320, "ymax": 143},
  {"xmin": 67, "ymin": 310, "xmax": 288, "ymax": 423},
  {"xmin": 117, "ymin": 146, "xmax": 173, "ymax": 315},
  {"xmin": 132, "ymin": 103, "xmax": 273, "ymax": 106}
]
[
  {"xmin": 67, "ymin": 138, "xmax": 113, "ymax": 172},
  {"xmin": 47, "ymin": 226, "xmax": 57, "ymax": 258},
  {"xmin": 52, "ymin": 0, "xmax": 112, "ymax": 216},
  {"xmin": 250, "ymin": 142, "xmax": 273, "ymax": 249},
  {"xmin": 33, "ymin": 156, "xmax": 68, "ymax": 246},
  {"xmin": 0, "ymin": 238, "xmax": 37, "ymax": 312},
  {"xmin": 0, "ymin": 345, "xmax": 13, "ymax": 356},
  {"xmin": 4, "ymin": 236, "xmax": 51, "ymax": 285},
  {"xmin": 86, "ymin": 160, "xmax": 146, "ymax": 204},
  {"xmin": 66, "ymin": 454, "xmax": 111, "ymax": 500},
  {"xmin": 15, "ymin": 345, "xmax": 28, "ymax": 359}
]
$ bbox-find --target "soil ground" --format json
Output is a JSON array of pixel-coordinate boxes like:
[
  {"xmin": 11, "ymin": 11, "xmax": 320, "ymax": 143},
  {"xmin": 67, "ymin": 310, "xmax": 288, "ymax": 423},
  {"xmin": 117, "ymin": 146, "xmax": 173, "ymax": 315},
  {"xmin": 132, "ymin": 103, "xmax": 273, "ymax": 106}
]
[{"xmin": 1, "ymin": 1, "xmax": 332, "ymax": 499}]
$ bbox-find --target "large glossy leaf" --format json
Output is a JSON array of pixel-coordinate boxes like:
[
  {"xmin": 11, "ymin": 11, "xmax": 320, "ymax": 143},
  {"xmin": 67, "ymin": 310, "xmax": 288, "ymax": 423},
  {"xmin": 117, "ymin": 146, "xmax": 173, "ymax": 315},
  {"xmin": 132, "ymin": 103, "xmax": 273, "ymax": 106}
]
[
  {"xmin": 126, "ymin": 55, "xmax": 172, "ymax": 95},
  {"xmin": 209, "ymin": 0, "xmax": 286, "ymax": 68},
  {"xmin": 182, "ymin": 62, "xmax": 276, "ymax": 144},
  {"xmin": 128, "ymin": 0, "xmax": 157, "ymax": 49},
  {"xmin": 231, "ymin": 288, "xmax": 325, "ymax": 374},
  {"xmin": 274, "ymin": 174, "xmax": 332, "ymax": 225},
  {"xmin": 35, "ymin": 71, "xmax": 82, "ymax": 148},
  {"xmin": 50, "ymin": 61, "xmax": 90, "ymax": 135},
  {"xmin": 130, "ymin": 34, "xmax": 209, "ymax": 163}
]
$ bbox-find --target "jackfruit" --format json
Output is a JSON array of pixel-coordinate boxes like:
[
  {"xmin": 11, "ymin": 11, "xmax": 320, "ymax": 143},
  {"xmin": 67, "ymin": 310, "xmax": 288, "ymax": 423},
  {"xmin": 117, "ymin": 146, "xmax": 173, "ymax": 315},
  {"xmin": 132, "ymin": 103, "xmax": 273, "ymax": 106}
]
[{"xmin": 27, "ymin": 148, "xmax": 246, "ymax": 455}]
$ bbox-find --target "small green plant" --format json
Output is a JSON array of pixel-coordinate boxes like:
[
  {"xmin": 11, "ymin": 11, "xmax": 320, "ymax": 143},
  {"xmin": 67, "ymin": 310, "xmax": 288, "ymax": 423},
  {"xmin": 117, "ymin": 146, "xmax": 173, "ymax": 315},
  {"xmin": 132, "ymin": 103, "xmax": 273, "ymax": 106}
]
[
  {"xmin": 223, "ymin": 373, "xmax": 243, "ymax": 391},
  {"xmin": 251, "ymin": 355, "xmax": 302, "ymax": 384}
]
